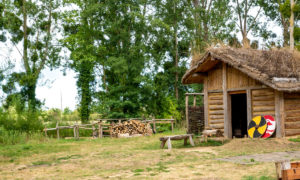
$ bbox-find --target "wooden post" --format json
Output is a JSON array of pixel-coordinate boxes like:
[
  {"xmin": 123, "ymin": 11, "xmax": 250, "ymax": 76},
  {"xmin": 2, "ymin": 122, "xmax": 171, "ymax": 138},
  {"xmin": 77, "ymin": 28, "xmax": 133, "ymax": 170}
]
[
  {"xmin": 98, "ymin": 122, "xmax": 102, "ymax": 138},
  {"xmin": 76, "ymin": 125, "xmax": 79, "ymax": 139},
  {"xmin": 193, "ymin": 95, "xmax": 196, "ymax": 107},
  {"xmin": 204, "ymin": 77, "xmax": 208, "ymax": 128},
  {"xmin": 109, "ymin": 125, "xmax": 112, "ymax": 138},
  {"xmin": 275, "ymin": 91, "xmax": 285, "ymax": 137},
  {"xmin": 222, "ymin": 63, "xmax": 230, "ymax": 138},
  {"xmin": 153, "ymin": 117, "xmax": 156, "ymax": 133},
  {"xmin": 246, "ymin": 89, "xmax": 252, "ymax": 125},
  {"xmin": 92, "ymin": 124, "xmax": 95, "ymax": 138},
  {"xmin": 167, "ymin": 138, "xmax": 172, "ymax": 149},
  {"xmin": 56, "ymin": 122, "xmax": 60, "ymax": 139},
  {"xmin": 171, "ymin": 121, "xmax": 174, "ymax": 133},
  {"xmin": 185, "ymin": 95, "xmax": 189, "ymax": 133},
  {"xmin": 44, "ymin": 128, "xmax": 47, "ymax": 137},
  {"xmin": 118, "ymin": 119, "xmax": 121, "ymax": 124},
  {"xmin": 73, "ymin": 125, "xmax": 76, "ymax": 139}
]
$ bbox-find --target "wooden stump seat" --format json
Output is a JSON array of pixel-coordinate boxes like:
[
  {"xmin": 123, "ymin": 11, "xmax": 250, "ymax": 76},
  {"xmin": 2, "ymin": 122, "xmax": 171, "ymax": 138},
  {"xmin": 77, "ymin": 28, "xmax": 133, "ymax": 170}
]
[{"xmin": 159, "ymin": 134, "xmax": 195, "ymax": 149}]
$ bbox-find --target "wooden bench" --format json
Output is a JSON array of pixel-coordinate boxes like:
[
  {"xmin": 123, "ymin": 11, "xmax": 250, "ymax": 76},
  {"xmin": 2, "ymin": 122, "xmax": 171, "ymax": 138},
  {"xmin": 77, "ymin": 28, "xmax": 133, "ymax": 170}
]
[{"xmin": 159, "ymin": 134, "xmax": 195, "ymax": 149}]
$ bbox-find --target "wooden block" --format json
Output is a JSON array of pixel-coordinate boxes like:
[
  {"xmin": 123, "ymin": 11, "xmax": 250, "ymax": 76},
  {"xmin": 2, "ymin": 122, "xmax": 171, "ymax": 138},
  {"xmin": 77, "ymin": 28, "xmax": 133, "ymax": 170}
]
[
  {"xmin": 160, "ymin": 140, "xmax": 166, "ymax": 149},
  {"xmin": 167, "ymin": 138, "xmax": 172, "ymax": 149},
  {"xmin": 189, "ymin": 135, "xmax": 195, "ymax": 146}
]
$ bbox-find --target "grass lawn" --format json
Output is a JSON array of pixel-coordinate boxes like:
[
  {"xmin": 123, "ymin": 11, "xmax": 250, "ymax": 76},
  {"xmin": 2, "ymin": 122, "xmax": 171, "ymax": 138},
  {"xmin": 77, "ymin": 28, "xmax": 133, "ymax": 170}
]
[{"xmin": 1, "ymin": 130, "xmax": 300, "ymax": 180}]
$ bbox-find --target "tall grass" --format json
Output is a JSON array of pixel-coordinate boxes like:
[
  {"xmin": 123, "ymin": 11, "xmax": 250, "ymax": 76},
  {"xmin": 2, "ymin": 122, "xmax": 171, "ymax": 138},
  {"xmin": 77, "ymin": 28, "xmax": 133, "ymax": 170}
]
[{"xmin": 0, "ymin": 127, "xmax": 45, "ymax": 145}]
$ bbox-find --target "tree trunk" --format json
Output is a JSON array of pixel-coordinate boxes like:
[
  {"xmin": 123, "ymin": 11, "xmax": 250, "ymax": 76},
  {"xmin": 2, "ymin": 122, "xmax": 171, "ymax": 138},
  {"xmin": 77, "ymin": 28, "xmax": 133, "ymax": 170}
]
[
  {"xmin": 290, "ymin": 0, "xmax": 295, "ymax": 50},
  {"xmin": 173, "ymin": 2, "xmax": 179, "ymax": 100}
]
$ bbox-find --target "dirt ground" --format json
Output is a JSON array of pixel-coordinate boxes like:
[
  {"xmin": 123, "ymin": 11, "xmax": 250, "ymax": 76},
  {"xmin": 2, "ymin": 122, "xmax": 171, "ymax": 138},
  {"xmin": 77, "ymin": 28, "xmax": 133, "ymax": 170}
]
[{"xmin": 1, "ymin": 132, "xmax": 300, "ymax": 180}]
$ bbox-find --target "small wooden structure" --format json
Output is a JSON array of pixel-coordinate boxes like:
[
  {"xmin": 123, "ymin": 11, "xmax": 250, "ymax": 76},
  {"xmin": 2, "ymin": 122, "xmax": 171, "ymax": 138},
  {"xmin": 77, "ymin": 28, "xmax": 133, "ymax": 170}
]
[
  {"xmin": 185, "ymin": 93, "xmax": 205, "ymax": 134},
  {"xmin": 276, "ymin": 161, "xmax": 300, "ymax": 180},
  {"xmin": 159, "ymin": 134, "xmax": 195, "ymax": 149},
  {"xmin": 182, "ymin": 47, "xmax": 300, "ymax": 138}
]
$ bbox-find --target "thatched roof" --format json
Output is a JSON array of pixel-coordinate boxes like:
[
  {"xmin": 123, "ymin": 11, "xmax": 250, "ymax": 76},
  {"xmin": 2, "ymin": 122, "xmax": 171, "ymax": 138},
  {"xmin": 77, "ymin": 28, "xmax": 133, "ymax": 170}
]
[{"xmin": 182, "ymin": 47, "xmax": 300, "ymax": 92}]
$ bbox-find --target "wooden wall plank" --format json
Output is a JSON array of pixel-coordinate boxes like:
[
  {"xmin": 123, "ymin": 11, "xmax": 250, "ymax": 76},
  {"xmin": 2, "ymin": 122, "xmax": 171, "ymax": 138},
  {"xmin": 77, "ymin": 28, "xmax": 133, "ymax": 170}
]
[
  {"xmin": 227, "ymin": 65, "xmax": 261, "ymax": 89},
  {"xmin": 252, "ymin": 89, "xmax": 275, "ymax": 120},
  {"xmin": 207, "ymin": 63, "xmax": 223, "ymax": 90},
  {"xmin": 223, "ymin": 63, "xmax": 230, "ymax": 138},
  {"xmin": 204, "ymin": 77, "xmax": 208, "ymax": 128}
]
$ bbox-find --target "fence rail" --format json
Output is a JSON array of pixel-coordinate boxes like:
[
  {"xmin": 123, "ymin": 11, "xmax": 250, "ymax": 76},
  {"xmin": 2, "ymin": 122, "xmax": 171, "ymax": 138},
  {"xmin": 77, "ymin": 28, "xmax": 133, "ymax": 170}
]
[{"xmin": 44, "ymin": 118, "xmax": 175, "ymax": 139}]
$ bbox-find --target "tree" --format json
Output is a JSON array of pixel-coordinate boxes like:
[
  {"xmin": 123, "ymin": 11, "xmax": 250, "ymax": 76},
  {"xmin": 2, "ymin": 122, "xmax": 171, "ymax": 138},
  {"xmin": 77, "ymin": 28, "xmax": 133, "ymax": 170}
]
[
  {"xmin": 2, "ymin": 0, "xmax": 61, "ymax": 113},
  {"xmin": 232, "ymin": 0, "xmax": 267, "ymax": 47},
  {"xmin": 62, "ymin": 1, "xmax": 98, "ymax": 123},
  {"xmin": 191, "ymin": 0, "xmax": 234, "ymax": 52}
]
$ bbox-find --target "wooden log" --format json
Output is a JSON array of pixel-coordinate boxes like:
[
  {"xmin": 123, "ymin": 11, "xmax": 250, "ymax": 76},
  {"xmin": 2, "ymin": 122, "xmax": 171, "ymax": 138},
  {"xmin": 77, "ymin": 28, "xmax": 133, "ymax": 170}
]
[
  {"xmin": 209, "ymin": 110, "xmax": 224, "ymax": 115},
  {"xmin": 208, "ymin": 100, "xmax": 223, "ymax": 105},
  {"xmin": 210, "ymin": 119, "xmax": 224, "ymax": 124},
  {"xmin": 209, "ymin": 96, "xmax": 223, "ymax": 100},
  {"xmin": 184, "ymin": 137, "xmax": 188, "ymax": 146},
  {"xmin": 167, "ymin": 138, "xmax": 172, "ymax": 149},
  {"xmin": 193, "ymin": 95, "xmax": 196, "ymax": 107},
  {"xmin": 285, "ymin": 129, "xmax": 300, "ymax": 136},
  {"xmin": 285, "ymin": 117, "xmax": 300, "ymax": 122},
  {"xmin": 252, "ymin": 96, "xmax": 275, "ymax": 101},
  {"xmin": 210, "ymin": 115, "xmax": 224, "ymax": 120},
  {"xmin": 285, "ymin": 111, "xmax": 300, "ymax": 118},
  {"xmin": 209, "ymin": 105, "xmax": 224, "ymax": 110},
  {"xmin": 185, "ymin": 95, "xmax": 189, "ymax": 133},
  {"xmin": 189, "ymin": 135, "xmax": 195, "ymax": 146},
  {"xmin": 284, "ymin": 93, "xmax": 300, "ymax": 99},
  {"xmin": 253, "ymin": 101, "xmax": 275, "ymax": 106},
  {"xmin": 153, "ymin": 118, "xmax": 156, "ymax": 133},
  {"xmin": 56, "ymin": 122, "xmax": 59, "ymax": 139},
  {"xmin": 285, "ymin": 121, "xmax": 300, "ymax": 129},
  {"xmin": 171, "ymin": 122, "xmax": 174, "ymax": 133},
  {"xmin": 285, "ymin": 104, "xmax": 300, "ymax": 111},
  {"xmin": 209, "ymin": 124, "xmax": 224, "ymax": 129},
  {"xmin": 44, "ymin": 128, "xmax": 48, "ymax": 137},
  {"xmin": 73, "ymin": 126, "xmax": 76, "ymax": 139},
  {"xmin": 222, "ymin": 63, "xmax": 229, "ymax": 138},
  {"xmin": 204, "ymin": 77, "xmax": 209, "ymax": 128},
  {"xmin": 159, "ymin": 134, "xmax": 193, "ymax": 141},
  {"xmin": 160, "ymin": 140, "xmax": 166, "ymax": 149},
  {"xmin": 252, "ymin": 106, "xmax": 275, "ymax": 112}
]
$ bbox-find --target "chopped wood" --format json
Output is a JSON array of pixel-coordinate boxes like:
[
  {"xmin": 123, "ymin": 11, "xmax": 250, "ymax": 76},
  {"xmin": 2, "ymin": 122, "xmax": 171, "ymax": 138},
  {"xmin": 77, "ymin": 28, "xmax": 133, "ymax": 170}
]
[{"xmin": 111, "ymin": 120, "xmax": 153, "ymax": 137}]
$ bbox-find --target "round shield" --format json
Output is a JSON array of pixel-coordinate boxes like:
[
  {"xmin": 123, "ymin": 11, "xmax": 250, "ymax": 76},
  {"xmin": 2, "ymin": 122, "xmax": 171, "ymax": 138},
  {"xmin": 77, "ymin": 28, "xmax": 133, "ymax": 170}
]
[
  {"xmin": 248, "ymin": 116, "xmax": 267, "ymax": 138},
  {"xmin": 261, "ymin": 115, "xmax": 276, "ymax": 138}
]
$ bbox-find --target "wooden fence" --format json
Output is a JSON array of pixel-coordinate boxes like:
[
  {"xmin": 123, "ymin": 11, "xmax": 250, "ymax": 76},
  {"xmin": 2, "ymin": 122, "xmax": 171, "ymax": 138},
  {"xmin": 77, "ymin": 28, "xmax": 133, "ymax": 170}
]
[{"xmin": 43, "ymin": 118, "xmax": 175, "ymax": 139}]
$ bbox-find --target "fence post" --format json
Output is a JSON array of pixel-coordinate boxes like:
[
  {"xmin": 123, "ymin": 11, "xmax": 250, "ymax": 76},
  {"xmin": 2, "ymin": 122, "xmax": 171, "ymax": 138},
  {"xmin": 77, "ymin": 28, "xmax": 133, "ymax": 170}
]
[
  {"xmin": 98, "ymin": 122, "xmax": 103, "ymax": 138},
  {"xmin": 76, "ymin": 125, "xmax": 79, "ymax": 139},
  {"xmin": 118, "ymin": 119, "xmax": 121, "ymax": 124},
  {"xmin": 73, "ymin": 125, "xmax": 76, "ymax": 139},
  {"xmin": 153, "ymin": 117, "xmax": 156, "ymax": 133},
  {"xmin": 56, "ymin": 122, "xmax": 59, "ymax": 139},
  {"xmin": 109, "ymin": 125, "xmax": 112, "ymax": 138},
  {"xmin": 44, "ymin": 127, "xmax": 48, "ymax": 137},
  {"xmin": 171, "ymin": 116, "xmax": 174, "ymax": 133},
  {"xmin": 193, "ymin": 95, "xmax": 196, "ymax": 107},
  {"xmin": 92, "ymin": 124, "xmax": 95, "ymax": 138}
]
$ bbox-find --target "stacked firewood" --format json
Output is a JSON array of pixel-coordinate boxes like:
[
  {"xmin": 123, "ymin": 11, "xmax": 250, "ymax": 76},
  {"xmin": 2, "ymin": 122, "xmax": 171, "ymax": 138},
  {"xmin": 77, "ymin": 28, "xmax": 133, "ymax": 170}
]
[{"xmin": 111, "ymin": 120, "xmax": 153, "ymax": 137}]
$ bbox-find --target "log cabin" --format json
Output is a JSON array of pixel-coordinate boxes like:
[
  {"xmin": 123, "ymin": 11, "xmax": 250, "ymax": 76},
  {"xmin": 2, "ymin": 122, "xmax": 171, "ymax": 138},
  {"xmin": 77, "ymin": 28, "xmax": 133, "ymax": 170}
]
[{"xmin": 182, "ymin": 47, "xmax": 300, "ymax": 138}]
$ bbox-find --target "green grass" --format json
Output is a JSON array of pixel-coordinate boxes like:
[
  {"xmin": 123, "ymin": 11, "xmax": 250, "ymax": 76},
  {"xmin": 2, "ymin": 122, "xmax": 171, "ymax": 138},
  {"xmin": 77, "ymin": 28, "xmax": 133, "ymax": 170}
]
[
  {"xmin": 289, "ymin": 136, "xmax": 300, "ymax": 142},
  {"xmin": 242, "ymin": 176, "xmax": 276, "ymax": 180}
]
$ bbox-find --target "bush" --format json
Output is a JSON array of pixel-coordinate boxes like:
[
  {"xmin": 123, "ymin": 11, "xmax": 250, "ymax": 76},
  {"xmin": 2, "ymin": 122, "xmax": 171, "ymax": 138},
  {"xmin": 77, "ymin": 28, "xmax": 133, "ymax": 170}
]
[{"xmin": 0, "ymin": 127, "xmax": 45, "ymax": 145}]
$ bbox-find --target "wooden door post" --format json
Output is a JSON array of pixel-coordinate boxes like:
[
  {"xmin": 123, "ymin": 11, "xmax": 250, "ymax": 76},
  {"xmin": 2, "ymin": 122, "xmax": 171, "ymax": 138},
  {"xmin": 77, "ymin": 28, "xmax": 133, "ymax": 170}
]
[{"xmin": 185, "ymin": 95, "xmax": 189, "ymax": 133}]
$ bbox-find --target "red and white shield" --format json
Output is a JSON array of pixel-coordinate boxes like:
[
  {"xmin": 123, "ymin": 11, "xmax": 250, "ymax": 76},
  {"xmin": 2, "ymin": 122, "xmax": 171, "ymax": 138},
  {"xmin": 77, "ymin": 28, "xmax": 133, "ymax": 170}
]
[{"xmin": 261, "ymin": 115, "xmax": 276, "ymax": 138}]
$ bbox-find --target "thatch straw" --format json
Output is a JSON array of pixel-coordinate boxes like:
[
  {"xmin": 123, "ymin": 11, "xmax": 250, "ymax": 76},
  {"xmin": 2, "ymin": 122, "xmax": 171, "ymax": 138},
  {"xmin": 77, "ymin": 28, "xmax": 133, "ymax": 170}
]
[{"xmin": 183, "ymin": 47, "xmax": 300, "ymax": 92}]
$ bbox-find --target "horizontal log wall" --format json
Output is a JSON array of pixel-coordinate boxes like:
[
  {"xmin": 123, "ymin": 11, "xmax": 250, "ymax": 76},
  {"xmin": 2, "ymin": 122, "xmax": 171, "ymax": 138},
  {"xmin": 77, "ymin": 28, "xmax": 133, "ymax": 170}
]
[
  {"xmin": 284, "ymin": 93, "xmax": 300, "ymax": 136},
  {"xmin": 227, "ymin": 65, "xmax": 261, "ymax": 89},
  {"xmin": 208, "ymin": 92, "xmax": 224, "ymax": 131},
  {"xmin": 207, "ymin": 63, "xmax": 223, "ymax": 90},
  {"xmin": 251, "ymin": 89, "xmax": 275, "ymax": 117}
]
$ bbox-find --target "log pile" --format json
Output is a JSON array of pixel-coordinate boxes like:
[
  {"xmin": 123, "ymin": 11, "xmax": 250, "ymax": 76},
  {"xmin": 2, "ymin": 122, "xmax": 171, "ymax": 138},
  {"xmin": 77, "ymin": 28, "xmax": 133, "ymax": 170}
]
[{"xmin": 111, "ymin": 120, "xmax": 153, "ymax": 137}]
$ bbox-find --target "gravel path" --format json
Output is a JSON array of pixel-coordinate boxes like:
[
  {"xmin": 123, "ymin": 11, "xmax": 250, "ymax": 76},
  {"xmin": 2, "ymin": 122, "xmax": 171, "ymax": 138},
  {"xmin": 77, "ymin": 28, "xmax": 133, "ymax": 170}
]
[{"xmin": 217, "ymin": 151, "xmax": 300, "ymax": 164}]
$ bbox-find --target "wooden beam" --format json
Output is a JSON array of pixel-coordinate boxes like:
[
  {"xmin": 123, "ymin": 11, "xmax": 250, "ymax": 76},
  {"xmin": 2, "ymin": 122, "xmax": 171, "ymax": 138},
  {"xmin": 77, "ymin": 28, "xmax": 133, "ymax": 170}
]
[
  {"xmin": 275, "ymin": 91, "xmax": 284, "ymax": 137},
  {"xmin": 246, "ymin": 89, "xmax": 252, "ymax": 124},
  {"xmin": 223, "ymin": 63, "xmax": 230, "ymax": 138},
  {"xmin": 204, "ymin": 77, "xmax": 209, "ymax": 127},
  {"xmin": 185, "ymin": 95, "xmax": 189, "ymax": 133},
  {"xmin": 185, "ymin": 93, "xmax": 204, "ymax": 96},
  {"xmin": 207, "ymin": 86, "xmax": 268, "ymax": 93}
]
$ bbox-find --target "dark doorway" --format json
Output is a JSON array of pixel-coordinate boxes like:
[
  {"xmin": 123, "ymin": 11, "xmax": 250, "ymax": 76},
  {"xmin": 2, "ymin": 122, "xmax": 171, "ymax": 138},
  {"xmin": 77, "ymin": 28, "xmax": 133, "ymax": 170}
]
[{"xmin": 231, "ymin": 93, "xmax": 248, "ymax": 138}]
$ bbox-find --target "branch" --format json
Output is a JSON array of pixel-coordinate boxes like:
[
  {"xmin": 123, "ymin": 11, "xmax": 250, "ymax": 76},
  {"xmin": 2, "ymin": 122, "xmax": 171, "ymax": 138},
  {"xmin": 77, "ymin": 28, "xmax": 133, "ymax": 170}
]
[
  {"xmin": 36, "ymin": 4, "xmax": 52, "ymax": 76},
  {"xmin": 207, "ymin": 0, "xmax": 213, "ymax": 14},
  {"xmin": 236, "ymin": 0, "xmax": 244, "ymax": 34},
  {"xmin": 244, "ymin": 0, "xmax": 248, "ymax": 34},
  {"xmin": 247, "ymin": 6, "xmax": 262, "ymax": 34}
]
